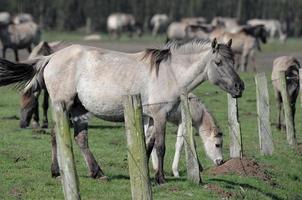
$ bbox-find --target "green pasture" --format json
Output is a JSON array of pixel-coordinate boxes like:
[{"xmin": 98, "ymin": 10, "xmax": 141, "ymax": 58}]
[{"xmin": 0, "ymin": 71, "xmax": 302, "ymax": 199}]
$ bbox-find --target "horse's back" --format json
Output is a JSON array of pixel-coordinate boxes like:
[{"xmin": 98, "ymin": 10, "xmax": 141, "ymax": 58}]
[{"xmin": 272, "ymin": 56, "xmax": 300, "ymax": 91}]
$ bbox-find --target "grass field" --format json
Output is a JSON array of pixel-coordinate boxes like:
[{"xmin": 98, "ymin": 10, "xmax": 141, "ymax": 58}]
[
  {"xmin": 42, "ymin": 31, "xmax": 302, "ymax": 53},
  {"xmin": 0, "ymin": 71, "xmax": 302, "ymax": 199}
]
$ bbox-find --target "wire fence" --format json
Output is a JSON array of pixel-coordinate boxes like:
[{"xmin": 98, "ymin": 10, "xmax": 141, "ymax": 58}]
[{"xmin": 123, "ymin": 71, "xmax": 300, "ymax": 189}]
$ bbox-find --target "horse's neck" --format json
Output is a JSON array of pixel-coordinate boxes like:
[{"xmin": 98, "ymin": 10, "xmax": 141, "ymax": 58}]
[
  {"xmin": 170, "ymin": 50, "xmax": 210, "ymax": 92},
  {"xmin": 197, "ymin": 109, "xmax": 215, "ymax": 139}
]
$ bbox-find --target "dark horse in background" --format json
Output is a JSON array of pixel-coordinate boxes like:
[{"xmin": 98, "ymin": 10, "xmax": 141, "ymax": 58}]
[{"xmin": 20, "ymin": 41, "xmax": 70, "ymax": 128}]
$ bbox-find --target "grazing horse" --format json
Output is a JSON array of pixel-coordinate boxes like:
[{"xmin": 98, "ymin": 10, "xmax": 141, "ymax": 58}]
[
  {"xmin": 247, "ymin": 19, "xmax": 287, "ymax": 43},
  {"xmin": 149, "ymin": 93, "xmax": 223, "ymax": 177},
  {"xmin": 20, "ymin": 41, "xmax": 71, "ymax": 128},
  {"xmin": 0, "ymin": 38, "xmax": 244, "ymax": 184},
  {"xmin": 271, "ymin": 56, "xmax": 300, "ymax": 131},
  {"xmin": 107, "ymin": 13, "xmax": 142, "ymax": 38},
  {"xmin": 210, "ymin": 25, "xmax": 267, "ymax": 71},
  {"xmin": 150, "ymin": 14, "xmax": 169, "ymax": 36},
  {"xmin": 0, "ymin": 20, "xmax": 41, "ymax": 61}
]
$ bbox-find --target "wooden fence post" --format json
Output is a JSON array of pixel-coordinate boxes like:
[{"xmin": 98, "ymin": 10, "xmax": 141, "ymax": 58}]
[
  {"xmin": 227, "ymin": 94, "xmax": 243, "ymax": 158},
  {"xmin": 53, "ymin": 104, "xmax": 81, "ymax": 200},
  {"xmin": 123, "ymin": 94, "xmax": 152, "ymax": 200},
  {"xmin": 255, "ymin": 73, "xmax": 274, "ymax": 155},
  {"xmin": 299, "ymin": 68, "xmax": 302, "ymax": 108},
  {"xmin": 279, "ymin": 71, "xmax": 296, "ymax": 146},
  {"xmin": 180, "ymin": 93, "xmax": 202, "ymax": 184}
]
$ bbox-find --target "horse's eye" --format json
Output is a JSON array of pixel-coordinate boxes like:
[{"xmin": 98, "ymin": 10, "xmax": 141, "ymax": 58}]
[
  {"xmin": 215, "ymin": 144, "xmax": 221, "ymax": 148},
  {"xmin": 215, "ymin": 60, "xmax": 222, "ymax": 66}
]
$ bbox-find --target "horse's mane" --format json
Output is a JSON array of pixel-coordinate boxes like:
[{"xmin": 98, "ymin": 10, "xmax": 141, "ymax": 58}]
[
  {"xmin": 143, "ymin": 48, "xmax": 171, "ymax": 76},
  {"xmin": 142, "ymin": 38, "xmax": 234, "ymax": 76}
]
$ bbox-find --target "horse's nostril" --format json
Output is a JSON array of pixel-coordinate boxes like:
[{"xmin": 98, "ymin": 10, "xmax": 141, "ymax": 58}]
[{"xmin": 215, "ymin": 159, "xmax": 223, "ymax": 166}]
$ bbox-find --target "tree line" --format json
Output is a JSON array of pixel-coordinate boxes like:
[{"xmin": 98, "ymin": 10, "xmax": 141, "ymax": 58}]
[{"xmin": 1, "ymin": 0, "xmax": 302, "ymax": 36}]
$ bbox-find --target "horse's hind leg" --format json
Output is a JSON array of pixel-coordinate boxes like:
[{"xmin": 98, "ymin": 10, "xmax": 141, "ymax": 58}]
[
  {"xmin": 13, "ymin": 49, "xmax": 19, "ymax": 62},
  {"xmin": 73, "ymin": 119, "xmax": 106, "ymax": 179},
  {"xmin": 50, "ymin": 128, "xmax": 60, "ymax": 177},
  {"xmin": 153, "ymin": 116, "xmax": 167, "ymax": 184},
  {"xmin": 42, "ymin": 90, "xmax": 49, "ymax": 128}
]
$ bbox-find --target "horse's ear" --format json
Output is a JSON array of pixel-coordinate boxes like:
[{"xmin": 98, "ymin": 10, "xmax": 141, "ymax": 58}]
[
  {"xmin": 211, "ymin": 38, "xmax": 217, "ymax": 49},
  {"xmin": 226, "ymin": 39, "xmax": 232, "ymax": 47}
]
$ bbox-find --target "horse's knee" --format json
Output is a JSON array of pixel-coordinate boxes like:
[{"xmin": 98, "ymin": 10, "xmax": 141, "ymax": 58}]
[{"xmin": 75, "ymin": 131, "xmax": 88, "ymax": 149}]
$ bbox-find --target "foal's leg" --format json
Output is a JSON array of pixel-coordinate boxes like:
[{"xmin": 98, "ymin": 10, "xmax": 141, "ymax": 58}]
[
  {"xmin": 172, "ymin": 123, "xmax": 184, "ymax": 177},
  {"xmin": 73, "ymin": 119, "xmax": 106, "ymax": 179},
  {"xmin": 42, "ymin": 90, "xmax": 49, "ymax": 128}
]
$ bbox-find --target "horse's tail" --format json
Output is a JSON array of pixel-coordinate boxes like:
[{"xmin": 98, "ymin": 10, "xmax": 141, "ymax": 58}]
[{"xmin": 0, "ymin": 56, "xmax": 51, "ymax": 93}]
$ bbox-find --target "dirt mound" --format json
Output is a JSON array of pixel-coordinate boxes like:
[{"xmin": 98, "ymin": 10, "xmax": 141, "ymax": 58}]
[
  {"xmin": 204, "ymin": 184, "xmax": 233, "ymax": 199},
  {"xmin": 208, "ymin": 157, "xmax": 271, "ymax": 181}
]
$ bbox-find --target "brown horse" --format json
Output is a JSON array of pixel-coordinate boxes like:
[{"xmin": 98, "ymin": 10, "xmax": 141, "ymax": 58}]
[
  {"xmin": 210, "ymin": 25, "xmax": 267, "ymax": 71},
  {"xmin": 271, "ymin": 56, "xmax": 300, "ymax": 131},
  {"xmin": 20, "ymin": 41, "xmax": 70, "ymax": 128}
]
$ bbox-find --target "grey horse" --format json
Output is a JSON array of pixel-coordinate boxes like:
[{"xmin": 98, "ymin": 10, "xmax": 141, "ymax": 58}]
[{"xmin": 0, "ymin": 38, "xmax": 244, "ymax": 184}]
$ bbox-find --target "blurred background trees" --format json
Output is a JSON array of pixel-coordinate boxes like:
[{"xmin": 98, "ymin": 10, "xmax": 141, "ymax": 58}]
[{"xmin": 0, "ymin": 0, "xmax": 302, "ymax": 36}]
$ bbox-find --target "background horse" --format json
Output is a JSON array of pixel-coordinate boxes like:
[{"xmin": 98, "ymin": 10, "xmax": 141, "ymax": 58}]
[
  {"xmin": 271, "ymin": 56, "xmax": 300, "ymax": 131},
  {"xmin": 210, "ymin": 24, "xmax": 267, "ymax": 71},
  {"xmin": 20, "ymin": 41, "xmax": 70, "ymax": 128},
  {"xmin": 107, "ymin": 13, "xmax": 142, "ymax": 38},
  {"xmin": 0, "ymin": 20, "xmax": 41, "ymax": 62},
  {"xmin": 0, "ymin": 38, "xmax": 244, "ymax": 184}
]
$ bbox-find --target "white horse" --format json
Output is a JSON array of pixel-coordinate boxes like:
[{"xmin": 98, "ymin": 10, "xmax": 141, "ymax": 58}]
[{"xmin": 0, "ymin": 38, "xmax": 244, "ymax": 184}]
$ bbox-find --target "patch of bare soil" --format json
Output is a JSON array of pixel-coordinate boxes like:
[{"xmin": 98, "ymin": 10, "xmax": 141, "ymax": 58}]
[
  {"xmin": 208, "ymin": 157, "xmax": 271, "ymax": 181},
  {"xmin": 204, "ymin": 184, "xmax": 233, "ymax": 199}
]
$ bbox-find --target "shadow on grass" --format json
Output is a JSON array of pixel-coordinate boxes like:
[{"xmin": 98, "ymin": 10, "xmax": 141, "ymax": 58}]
[
  {"xmin": 88, "ymin": 124, "xmax": 124, "ymax": 129},
  {"xmin": 208, "ymin": 178, "xmax": 284, "ymax": 200}
]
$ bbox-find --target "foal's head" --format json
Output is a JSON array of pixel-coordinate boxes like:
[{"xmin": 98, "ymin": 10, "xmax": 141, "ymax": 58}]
[
  {"xmin": 206, "ymin": 38, "xmax": 244, "ymax": 98},
  {"xmin": 197, "ymin": 107, "xmax": 223, "ymax": 166}
]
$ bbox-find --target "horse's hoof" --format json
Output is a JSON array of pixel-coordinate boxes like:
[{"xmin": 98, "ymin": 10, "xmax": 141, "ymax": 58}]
[
  {"xmin": 20, "ymin": 121, "xmax": 29, "ymax": 129},
  {"xmin": 51, "ymin": 171, "xmax": 60, "ymax": 178},
  {"xmin": 51, "ymin": 165, "xmax": 60, "ymax": 178},
  {"xmin": 155, "ymin": 175, "xmax": 166, "ymax": 185},
  {"xmin": 42, "ymin": 122, "xmax": 48, "ymax": 129}
]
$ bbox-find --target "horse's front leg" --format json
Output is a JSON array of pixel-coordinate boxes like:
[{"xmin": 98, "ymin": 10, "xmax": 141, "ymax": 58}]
[
  {"xmin": 42, "ymin": 90, "xmax": 49, "ymax": 128},
  {"xmin": 31, "ymin": 92, "xmax": 40, "ymax": 128},
  {"xmin": 172, "ymin": 123, "xmax": 184, "ymax": 177},
  {"xmin": 73, "ymin": 119, "xmax": 106, "ymax": 179}
]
